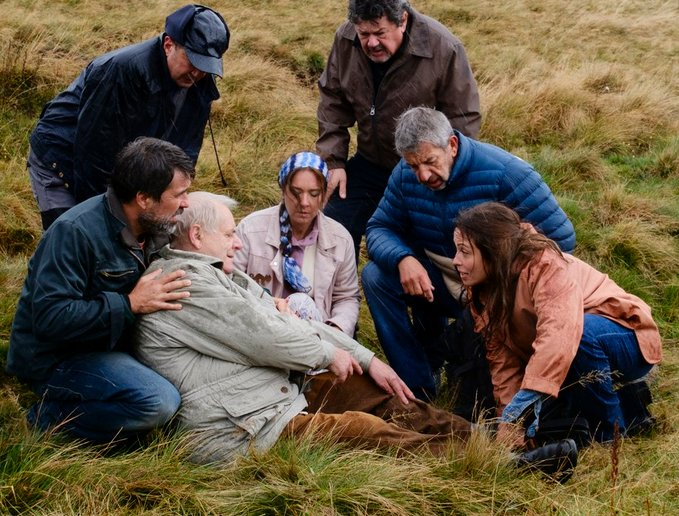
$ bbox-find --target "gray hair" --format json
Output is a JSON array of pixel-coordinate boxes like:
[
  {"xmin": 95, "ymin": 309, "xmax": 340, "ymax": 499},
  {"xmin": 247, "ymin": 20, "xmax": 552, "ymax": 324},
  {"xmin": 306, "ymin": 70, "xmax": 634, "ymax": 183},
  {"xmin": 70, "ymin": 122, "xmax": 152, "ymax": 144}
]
[
  {"xmin": 348, "ymin": 0, "xmax": 411, "ymax": 25},
  {"xmin": 394, "ymin": 106, "xmax": 455, "ymax": 155},
  {"xmin": 174, "ymin": 191, "xmax": 238, "ymax": 239}
]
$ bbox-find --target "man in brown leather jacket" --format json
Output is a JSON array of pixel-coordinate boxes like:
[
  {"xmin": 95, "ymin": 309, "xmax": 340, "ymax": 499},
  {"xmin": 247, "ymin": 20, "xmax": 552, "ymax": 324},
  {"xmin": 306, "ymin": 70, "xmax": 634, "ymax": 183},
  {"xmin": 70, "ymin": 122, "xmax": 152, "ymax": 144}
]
[{"xmin": 317, "ymin": 0, "xmax": 481, "ymax": 257}]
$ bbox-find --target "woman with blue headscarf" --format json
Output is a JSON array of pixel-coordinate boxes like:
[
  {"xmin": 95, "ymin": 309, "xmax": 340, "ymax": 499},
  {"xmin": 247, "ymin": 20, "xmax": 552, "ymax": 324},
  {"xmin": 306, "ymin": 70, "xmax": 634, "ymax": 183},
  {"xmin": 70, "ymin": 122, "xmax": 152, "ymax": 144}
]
[{"xmin": 234, "ymin": 151, "xmax": 360, "ymax": 336}]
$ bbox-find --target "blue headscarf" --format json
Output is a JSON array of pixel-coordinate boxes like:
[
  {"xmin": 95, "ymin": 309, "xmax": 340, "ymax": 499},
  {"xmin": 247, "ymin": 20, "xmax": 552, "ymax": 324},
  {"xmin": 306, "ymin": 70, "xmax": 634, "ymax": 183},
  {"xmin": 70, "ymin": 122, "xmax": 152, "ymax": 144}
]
[{"xmin": 278, "ymin": 152, "xmax": 329, "ymax": 293}]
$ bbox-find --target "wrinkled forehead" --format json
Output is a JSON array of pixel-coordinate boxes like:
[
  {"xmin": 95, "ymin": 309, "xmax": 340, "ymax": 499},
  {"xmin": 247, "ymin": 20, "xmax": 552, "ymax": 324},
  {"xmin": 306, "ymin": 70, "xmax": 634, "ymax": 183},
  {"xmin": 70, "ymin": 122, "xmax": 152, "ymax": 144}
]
[{"xmin": 355, "ymin": 16, "xmax": 398, "ymax": 31}]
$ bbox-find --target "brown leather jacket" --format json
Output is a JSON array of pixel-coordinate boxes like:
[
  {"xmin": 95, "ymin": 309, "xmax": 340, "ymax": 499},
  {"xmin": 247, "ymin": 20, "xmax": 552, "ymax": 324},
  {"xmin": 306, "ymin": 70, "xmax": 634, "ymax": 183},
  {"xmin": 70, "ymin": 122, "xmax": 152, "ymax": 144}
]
[
  {"xmin": 317, "ymin": 9, "xmax": 481, "ymax": 170},
  {"xmin": 470, "ymin": 250, "xmax": 662, "ymax": 412}
]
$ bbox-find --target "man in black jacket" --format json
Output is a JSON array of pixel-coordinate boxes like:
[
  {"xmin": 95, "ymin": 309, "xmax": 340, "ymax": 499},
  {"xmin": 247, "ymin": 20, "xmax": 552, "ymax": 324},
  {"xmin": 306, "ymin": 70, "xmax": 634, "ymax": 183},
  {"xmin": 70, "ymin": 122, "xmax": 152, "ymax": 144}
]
[
  {"xmin": 27, "ymin": 4, "xmax": 229, "ymax": 229},
  {"xmin": 8, "ymin": 137, "xmax": 195, "ymax": 443}
]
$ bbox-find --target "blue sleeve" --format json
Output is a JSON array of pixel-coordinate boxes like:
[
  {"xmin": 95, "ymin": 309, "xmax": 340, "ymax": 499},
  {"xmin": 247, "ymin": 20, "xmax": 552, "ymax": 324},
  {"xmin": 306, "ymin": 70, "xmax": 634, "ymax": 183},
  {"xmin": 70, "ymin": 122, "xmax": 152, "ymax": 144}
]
[
  {"xmin": 501, "ymin": 389, "xmax": 547, "ymax": 438},
  {"xmin": 365, "ymin": 163, "xmax": 416, "ymax": 271},
  {"xmin": 500, "ymin": 162, "xmax": 576, "ymax": 253}
]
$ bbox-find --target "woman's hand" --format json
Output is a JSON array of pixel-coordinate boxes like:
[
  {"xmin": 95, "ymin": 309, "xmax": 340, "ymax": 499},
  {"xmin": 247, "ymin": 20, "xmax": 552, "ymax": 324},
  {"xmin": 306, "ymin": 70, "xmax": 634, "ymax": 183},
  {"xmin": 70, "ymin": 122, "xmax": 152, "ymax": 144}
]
[{"xmin": 497, "ymin": 421, "xmax": 526, "ymax": 450}]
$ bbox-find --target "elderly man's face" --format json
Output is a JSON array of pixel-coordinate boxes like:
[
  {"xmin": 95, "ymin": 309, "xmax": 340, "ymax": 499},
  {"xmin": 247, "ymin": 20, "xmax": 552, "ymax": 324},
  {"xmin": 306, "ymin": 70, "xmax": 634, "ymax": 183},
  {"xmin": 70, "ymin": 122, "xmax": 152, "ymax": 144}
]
[
  {"xmin": 163, "ymin": 36, "xmax": 207, "ymax": 88},
  {"xmin": 402, "ymin": 136, "xmax": 459, "ymax": 191},
  {"xmin": 138, "ymin": 170, "xmax": 191, "ymax": 234},
  {"xmin": 199, "ymin": 204, "xmax": 242, "ymax": 274},
  {"xmin": 355, "ymin": 13, "xmax": 407, "ymax": 63}
]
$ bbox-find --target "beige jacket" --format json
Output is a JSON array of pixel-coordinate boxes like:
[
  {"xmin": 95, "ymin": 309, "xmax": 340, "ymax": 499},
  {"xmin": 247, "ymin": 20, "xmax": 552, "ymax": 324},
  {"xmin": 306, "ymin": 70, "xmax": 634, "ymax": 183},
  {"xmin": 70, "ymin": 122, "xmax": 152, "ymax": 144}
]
[
  {"xmin": 470, "ymin": 249, "xmax": 662, "ymax": 412},
  {"xmin": 234, "ymin": 206, "xmax": 360, "ymax": 335},
  {"xmin": 134, "ymin": 246, "xmax": 374, "ymax": 464}
]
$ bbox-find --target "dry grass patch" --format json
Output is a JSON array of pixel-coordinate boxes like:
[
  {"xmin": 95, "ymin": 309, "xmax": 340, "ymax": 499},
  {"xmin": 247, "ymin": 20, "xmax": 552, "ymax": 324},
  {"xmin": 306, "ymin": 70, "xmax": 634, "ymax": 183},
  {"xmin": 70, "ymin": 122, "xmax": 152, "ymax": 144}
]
[{"xmin": 0, "ymin": 0, "xmax": 677, "ymax": 514}]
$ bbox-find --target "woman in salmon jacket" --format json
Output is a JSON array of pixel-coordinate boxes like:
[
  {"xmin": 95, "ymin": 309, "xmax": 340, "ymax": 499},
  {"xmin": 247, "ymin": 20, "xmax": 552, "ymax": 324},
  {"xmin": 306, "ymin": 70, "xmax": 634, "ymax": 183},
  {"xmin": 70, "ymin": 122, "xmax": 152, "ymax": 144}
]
[{"xmin": 452, "ymin": 202, "xmax": 662, "ymax": 443}]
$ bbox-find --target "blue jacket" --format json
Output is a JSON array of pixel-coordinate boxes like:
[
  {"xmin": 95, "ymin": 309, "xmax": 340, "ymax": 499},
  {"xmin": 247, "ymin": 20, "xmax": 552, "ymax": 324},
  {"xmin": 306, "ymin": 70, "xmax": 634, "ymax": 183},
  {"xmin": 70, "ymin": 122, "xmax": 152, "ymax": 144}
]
[
  {"xmin": 29, "ymin": 36, "xmax": 219, "ymax": 203},
  {"xmin": 366, "ymin": 131, "xmax": 575, "ymax": 271},
  {"xmin": 7, "ymin": 190, "xmax": 157, "ymax": 383}
]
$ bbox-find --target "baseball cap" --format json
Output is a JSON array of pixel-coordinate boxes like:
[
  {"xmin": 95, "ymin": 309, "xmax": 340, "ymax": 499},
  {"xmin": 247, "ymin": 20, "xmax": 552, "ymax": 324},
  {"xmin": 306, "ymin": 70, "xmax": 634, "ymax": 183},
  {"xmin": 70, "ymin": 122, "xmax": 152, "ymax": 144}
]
[{"xmin": 165, "ymin": 4, "xmax": 230, "ymax": 77}]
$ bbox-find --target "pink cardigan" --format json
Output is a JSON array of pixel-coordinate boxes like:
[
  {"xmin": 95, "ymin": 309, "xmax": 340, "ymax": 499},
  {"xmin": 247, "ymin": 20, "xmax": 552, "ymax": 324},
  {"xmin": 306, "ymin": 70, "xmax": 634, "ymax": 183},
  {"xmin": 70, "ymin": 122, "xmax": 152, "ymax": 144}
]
[{"xmin": 234, "ymin": 206, "xmax": 360, "ymax": 335}]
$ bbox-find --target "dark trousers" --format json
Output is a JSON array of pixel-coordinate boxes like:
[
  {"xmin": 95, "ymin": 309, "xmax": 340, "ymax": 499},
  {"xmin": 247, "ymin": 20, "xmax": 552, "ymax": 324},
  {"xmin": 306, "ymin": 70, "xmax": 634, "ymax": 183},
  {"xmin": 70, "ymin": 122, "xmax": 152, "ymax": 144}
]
[
  {"xmin": 323, "ymin": 153, "xmax": 392, "ymax": 259},
  {"xmin": 561, "ymin": 314, "xmax": 653, "ymax": 442},
  {"xmin": 361, "ymin": 259, "xmax": 463, "ymax": 401}
]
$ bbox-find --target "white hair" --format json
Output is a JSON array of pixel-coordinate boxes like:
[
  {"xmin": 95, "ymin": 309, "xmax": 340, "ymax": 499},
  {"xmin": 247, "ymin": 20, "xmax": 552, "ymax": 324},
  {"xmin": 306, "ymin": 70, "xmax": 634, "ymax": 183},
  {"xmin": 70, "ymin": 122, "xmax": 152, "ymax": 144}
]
[{"xmin": 174, "ymin": 191, "xmax": 238, "ymax": 238}]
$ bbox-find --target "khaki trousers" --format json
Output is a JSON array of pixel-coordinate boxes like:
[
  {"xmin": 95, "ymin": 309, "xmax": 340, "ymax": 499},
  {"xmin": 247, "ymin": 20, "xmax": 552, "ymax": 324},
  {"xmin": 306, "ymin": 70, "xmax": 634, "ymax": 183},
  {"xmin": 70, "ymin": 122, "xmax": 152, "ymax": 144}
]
[{"xmin": 282, "ymin": 372, "xmax": 472, "ymax": 456}]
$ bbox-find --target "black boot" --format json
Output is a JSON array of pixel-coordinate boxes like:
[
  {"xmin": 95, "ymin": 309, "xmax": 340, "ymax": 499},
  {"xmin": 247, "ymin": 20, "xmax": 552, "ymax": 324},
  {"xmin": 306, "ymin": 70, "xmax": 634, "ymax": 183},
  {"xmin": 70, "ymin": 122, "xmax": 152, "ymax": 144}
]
[
  {"xmin": 617, "ymin": 380, "xmax": 656, "ymax": 437},
  {"xmin": 514, "ymin": 438, "xmax": 578, "ymax": 483}
]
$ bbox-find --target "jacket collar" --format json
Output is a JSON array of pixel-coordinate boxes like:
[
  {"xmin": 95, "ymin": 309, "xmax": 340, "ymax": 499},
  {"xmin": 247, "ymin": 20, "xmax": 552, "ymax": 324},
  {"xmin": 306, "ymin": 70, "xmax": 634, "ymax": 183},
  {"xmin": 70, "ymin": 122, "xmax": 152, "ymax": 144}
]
[
  {"xmin": 159, "ymin": 244, "xmax": 223, "ymax": 268},
  {"xmin": 105, "ymin": 187, "xmax": 137, "ymax": 249},
  {"xmin": 446, "ymin": 130, "xmax": 472, "ymax": 187},
  {"xmin": 105, "ymin": 186, "xmax": 170, "ymax": 262}
]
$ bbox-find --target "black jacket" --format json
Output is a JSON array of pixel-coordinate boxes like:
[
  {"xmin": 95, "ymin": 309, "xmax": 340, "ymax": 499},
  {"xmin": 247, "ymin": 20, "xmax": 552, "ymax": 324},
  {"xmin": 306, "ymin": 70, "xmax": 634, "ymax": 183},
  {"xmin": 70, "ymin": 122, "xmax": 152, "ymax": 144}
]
[
  {"xmin": 7, "ymin": 189, "xmax": 160, "ymax": 383},
  {"xmin": 29, "ymin": 36, "xmax": 219, "ymax": 202}
]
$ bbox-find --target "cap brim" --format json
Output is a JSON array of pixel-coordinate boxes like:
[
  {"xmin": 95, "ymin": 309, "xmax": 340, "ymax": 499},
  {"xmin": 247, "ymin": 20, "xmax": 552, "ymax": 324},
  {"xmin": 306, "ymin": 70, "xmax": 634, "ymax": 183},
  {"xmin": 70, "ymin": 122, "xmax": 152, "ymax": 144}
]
[{"xmin": 185, "ymin": 48, "xmax": 223, "ymax": 77}]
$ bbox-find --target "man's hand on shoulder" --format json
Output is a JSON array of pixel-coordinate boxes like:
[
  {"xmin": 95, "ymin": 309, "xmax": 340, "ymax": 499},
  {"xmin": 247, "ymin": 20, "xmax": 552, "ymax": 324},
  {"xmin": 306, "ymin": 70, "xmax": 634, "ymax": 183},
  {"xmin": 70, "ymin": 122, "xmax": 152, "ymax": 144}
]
[
  {"xmin": 128, "ymin": 269, "xmax": 191, "ymax": 314},
  {"xmin": 328, "ymin": 347, "xmax": 362, "ymax": 383},
  {"xmin": 397, "ymin": 256, "xmax": 435, "ymax": 302},
  {"xmin": 368, "ymin": 357, "xmax": 415, "ymax": 405},
  {"xmin": 327, "ymin": 168, "xmax": 347, "ymax": 200}
]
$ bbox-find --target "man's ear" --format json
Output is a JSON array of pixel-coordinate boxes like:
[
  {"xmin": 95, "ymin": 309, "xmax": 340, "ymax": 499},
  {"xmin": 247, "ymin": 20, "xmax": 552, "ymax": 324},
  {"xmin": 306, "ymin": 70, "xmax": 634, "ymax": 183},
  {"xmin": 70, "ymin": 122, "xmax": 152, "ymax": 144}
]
[
  {"xmin": 187, "ymin": 224, "xmax": 203, "ymax": 249},
  {"xmin": 135, "ymin": 191, "xmax": 152, "ymax": 210},
  {"xmin": 162, "ymin": 35, "xmax": 174, "ymax": 57},
  {"xmin": 400, "ymin": 11, "xmax": 408, "ymax": 29},
  {"xmin": 449, "ymin": 135, "xmax": 459, "ymax": 159}
]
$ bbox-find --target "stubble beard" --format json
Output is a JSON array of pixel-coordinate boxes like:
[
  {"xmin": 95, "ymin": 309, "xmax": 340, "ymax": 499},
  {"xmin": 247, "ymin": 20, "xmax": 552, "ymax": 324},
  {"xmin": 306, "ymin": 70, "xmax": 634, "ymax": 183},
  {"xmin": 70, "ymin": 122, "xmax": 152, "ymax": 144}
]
[{"xmin": 137, "ymin": 212, "xmax": 178, "ymax": 236}]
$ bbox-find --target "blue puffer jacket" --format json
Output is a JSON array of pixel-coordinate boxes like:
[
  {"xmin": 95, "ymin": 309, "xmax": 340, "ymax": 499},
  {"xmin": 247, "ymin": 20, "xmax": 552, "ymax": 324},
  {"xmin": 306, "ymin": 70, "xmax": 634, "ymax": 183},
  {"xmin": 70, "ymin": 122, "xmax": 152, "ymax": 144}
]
[
  {"xmin": 29, "ymin": 36, "xmax": 219, "ymax": 203},
  {"xmin": 366, "ymin": 131, "xmax": 575, "ymax": 271},
  {"xmin": 6, "ymin": 191, "xmax": 156, "ymax": 383}
]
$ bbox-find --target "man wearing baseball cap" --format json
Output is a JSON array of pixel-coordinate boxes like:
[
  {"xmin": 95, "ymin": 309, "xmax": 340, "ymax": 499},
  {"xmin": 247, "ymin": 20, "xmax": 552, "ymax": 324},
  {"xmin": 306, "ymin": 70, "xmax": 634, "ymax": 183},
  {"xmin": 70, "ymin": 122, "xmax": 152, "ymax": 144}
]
[{"xmin": 27, "ymin": 4, "xmax": 230, "ymax": 229}]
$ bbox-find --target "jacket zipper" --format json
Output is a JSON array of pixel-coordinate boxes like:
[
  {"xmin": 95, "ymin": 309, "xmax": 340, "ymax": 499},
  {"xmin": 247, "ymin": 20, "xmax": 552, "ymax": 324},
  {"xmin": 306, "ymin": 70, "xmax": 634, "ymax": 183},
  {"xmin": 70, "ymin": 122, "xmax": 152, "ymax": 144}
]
[
  {"xmin": 100, "ymin": 270, "xmax": 136, "ymax": 278},
  {"xmin": 127, "ymin": 248, "xmax": 146, "ymax": 270}
]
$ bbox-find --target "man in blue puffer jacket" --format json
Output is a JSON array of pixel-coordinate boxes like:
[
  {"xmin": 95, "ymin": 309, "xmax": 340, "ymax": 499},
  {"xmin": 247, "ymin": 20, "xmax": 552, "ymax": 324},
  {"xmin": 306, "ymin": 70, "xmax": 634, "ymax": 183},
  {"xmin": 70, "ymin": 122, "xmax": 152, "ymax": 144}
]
[{"xmin": 363, "ymin": 106, "xmax": 575, "ymax": 400}]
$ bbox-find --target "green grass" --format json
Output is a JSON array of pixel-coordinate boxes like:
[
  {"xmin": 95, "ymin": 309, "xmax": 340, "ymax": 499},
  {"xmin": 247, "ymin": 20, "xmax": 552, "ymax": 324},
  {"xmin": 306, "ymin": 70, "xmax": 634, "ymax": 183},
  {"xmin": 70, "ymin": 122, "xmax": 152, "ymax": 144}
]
[{"xmin": 0, "ymin": 0, "xmax": 678, "ymax": 513}]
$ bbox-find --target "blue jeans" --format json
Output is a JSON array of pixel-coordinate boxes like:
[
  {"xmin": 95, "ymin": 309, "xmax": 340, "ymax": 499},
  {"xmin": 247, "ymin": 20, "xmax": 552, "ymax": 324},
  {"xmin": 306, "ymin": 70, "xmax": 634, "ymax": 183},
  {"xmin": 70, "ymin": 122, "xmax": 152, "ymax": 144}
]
[
  {"xmin": 29, "ymin": 351, "xmax": 181, "ymax": 443},
  {"xmin": 561, "ymin": 314, "xmax": 653, "ymax": 442},
  {"xmin": 362, "ymin": 259, "xmax": 463, "ymax": 400}
]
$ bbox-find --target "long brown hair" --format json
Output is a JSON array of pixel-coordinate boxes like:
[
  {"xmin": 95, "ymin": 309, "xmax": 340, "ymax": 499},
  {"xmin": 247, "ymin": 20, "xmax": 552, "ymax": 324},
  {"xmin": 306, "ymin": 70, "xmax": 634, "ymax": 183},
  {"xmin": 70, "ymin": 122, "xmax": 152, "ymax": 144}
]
[{"xmin": 455, "ymin": 202, "xmax": 564, "ymax": 340}]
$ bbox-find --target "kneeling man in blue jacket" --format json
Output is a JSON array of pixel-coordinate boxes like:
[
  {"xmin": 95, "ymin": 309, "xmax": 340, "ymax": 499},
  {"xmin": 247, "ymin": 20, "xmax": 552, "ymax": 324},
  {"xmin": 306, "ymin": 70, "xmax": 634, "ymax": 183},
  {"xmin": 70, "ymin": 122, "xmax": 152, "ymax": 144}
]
[{"xmin": 362, "ymin": 106, "xmax": 575, "ymax": 401}]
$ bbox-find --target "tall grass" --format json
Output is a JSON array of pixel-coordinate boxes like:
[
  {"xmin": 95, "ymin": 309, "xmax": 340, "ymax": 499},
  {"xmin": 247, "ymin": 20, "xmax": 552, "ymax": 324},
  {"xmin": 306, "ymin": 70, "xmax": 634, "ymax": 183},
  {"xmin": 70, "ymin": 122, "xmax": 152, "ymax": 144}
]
[{"xmin": 0, "ymin": 0, "xmax": 677, "ymax": 513}]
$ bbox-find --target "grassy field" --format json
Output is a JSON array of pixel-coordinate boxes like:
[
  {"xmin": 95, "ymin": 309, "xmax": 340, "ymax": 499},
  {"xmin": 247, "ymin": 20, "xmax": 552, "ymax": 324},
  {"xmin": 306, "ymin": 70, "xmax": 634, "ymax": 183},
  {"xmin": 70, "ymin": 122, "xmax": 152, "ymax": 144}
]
[{"xmin": 1, "ymin": 0, "xmax": 678, "ymax": 513}]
